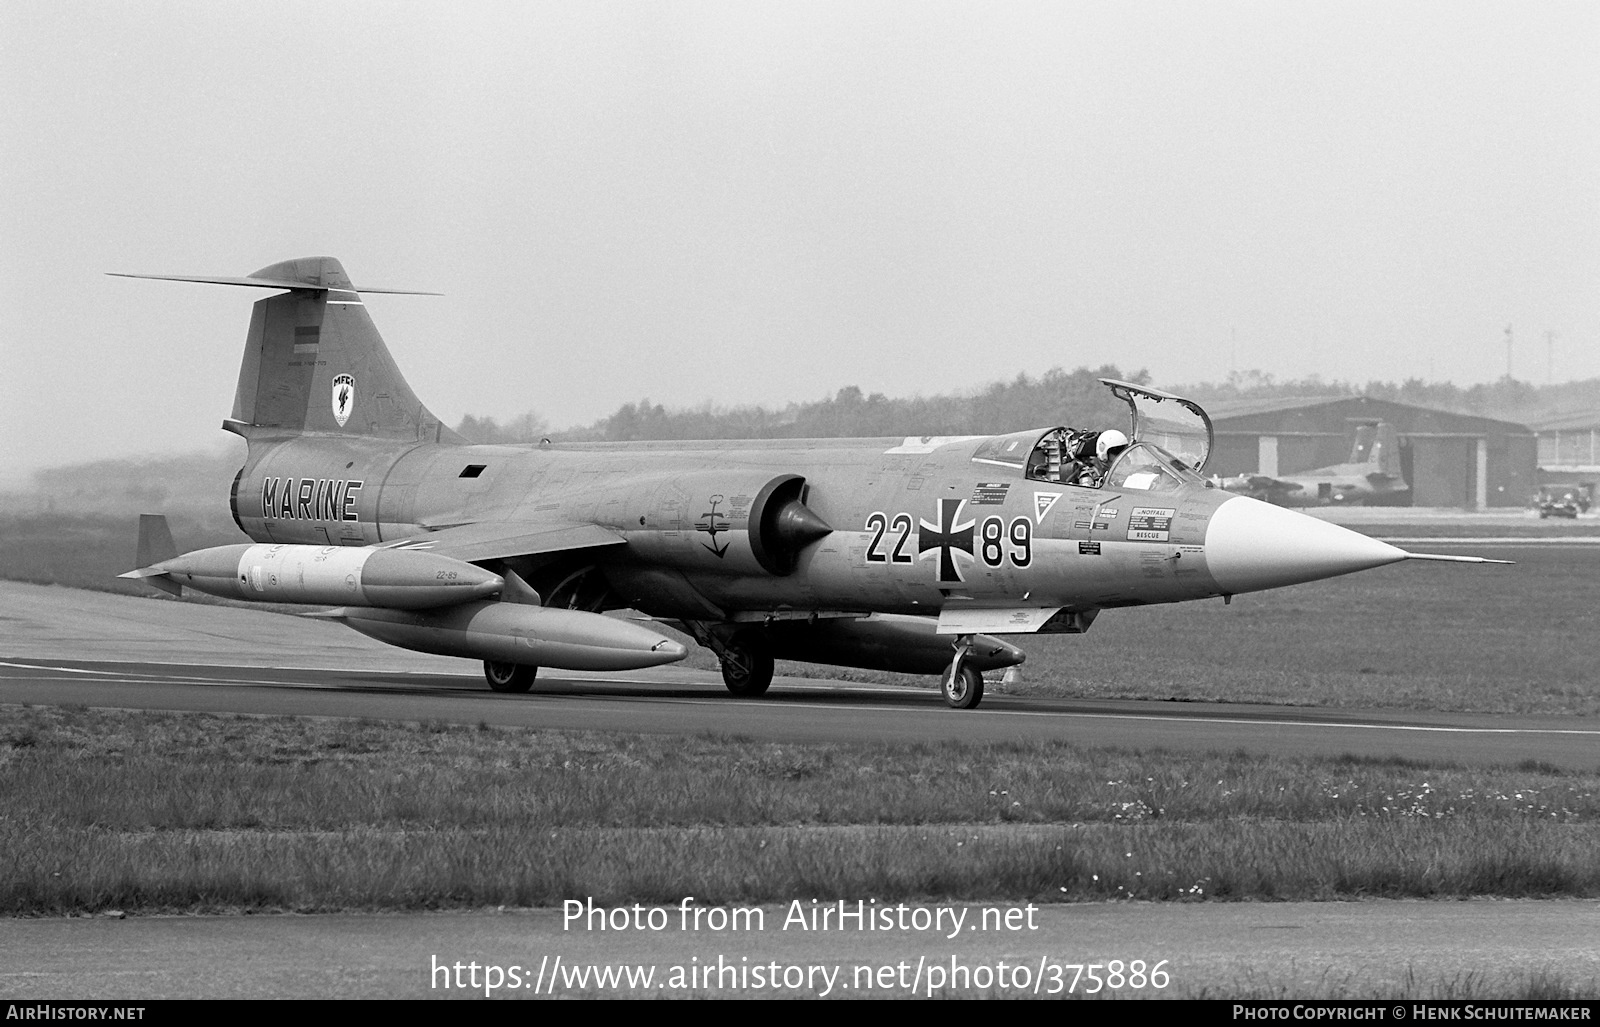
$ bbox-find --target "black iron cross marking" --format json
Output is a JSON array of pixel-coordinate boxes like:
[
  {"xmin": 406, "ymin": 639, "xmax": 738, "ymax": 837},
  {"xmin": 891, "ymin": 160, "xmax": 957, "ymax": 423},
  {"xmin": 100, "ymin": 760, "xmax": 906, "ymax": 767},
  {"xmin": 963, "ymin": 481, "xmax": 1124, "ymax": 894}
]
[
  {"xmin": 696, "ymin": 494, "xmax": 730, "ymax": 557},
  {"xmin": 918, "ymin": 497, "xmax": 974, "ymax": 583}
]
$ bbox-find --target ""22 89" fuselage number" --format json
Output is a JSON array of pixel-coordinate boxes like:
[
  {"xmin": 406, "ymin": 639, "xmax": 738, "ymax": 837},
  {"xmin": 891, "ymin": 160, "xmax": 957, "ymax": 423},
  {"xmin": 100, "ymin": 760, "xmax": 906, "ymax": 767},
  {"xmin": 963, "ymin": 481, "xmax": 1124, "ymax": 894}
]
[{"xmin": 864, "ymin": 512, "xmax": 1032, "ymax": 569}]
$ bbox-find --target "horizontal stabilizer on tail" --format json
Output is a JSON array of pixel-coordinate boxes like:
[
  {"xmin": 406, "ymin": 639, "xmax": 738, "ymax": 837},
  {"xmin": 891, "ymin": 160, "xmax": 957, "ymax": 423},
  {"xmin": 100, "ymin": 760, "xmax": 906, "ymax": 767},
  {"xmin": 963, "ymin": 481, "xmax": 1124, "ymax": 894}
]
[{"xmin": 106, "ymin": 272, "xmax": 440, "ymax": 295}]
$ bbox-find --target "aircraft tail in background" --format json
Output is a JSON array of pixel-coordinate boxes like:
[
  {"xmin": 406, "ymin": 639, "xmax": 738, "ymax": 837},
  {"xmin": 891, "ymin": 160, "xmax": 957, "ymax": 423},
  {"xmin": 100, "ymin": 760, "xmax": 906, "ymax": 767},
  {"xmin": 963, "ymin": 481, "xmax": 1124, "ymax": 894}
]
[
  {"xmin": 1215, "ymin": 421, "xmax": 1409, "ymax": 506},
  {"xmin": 1348, "ymin": 421, "xmax": 1402, "ymax": 480}
]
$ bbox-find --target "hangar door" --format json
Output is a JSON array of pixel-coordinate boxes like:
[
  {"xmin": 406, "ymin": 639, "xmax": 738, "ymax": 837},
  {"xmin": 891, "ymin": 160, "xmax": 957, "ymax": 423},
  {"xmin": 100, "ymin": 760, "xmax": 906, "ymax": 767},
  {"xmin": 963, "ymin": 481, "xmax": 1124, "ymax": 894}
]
[{"xmin": 1409, "ymin": 437, "xmax": 1477, "ymax": 507}]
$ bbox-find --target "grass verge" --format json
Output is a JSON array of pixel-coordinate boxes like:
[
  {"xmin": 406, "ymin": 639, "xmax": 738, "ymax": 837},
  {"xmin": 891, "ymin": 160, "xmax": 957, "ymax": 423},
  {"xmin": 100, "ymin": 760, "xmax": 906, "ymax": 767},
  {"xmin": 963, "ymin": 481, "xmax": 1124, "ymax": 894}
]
[{"xmin": 3, "ymin": 706, "xmax": 1596, "ymax": 914}]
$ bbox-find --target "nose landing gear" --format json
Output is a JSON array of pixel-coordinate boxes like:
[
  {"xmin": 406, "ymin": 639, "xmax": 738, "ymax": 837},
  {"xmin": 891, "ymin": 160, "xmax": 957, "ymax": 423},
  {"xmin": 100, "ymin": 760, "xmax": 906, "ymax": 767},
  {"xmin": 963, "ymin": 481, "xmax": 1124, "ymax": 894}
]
[{"xmin": 941, "ymin": 636, "xmax": 984, "ymax": 709}]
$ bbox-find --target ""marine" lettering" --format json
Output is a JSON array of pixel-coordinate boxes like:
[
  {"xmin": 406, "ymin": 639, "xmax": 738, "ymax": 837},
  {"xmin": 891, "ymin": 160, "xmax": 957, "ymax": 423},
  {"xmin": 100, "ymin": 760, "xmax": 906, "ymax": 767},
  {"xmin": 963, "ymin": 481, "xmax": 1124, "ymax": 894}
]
[{"xmin": 261, "ymin": 477, "xmax": 363, "ymax": 521}]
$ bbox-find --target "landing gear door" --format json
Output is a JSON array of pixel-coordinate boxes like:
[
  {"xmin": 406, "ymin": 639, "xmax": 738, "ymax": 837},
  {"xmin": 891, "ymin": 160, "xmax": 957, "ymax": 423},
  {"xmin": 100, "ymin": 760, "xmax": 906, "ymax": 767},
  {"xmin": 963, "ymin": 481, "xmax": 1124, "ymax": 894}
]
[{"xmin": 1099, "ymin": 379, "xmax": 1215, "ymax": 474}]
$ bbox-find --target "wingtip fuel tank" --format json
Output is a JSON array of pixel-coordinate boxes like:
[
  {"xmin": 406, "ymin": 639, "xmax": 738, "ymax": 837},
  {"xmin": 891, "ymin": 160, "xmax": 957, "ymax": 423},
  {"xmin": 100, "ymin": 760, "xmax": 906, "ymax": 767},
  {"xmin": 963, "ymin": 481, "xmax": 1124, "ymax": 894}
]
[{"xmin": 123, "ymin": 543, "xmax": 505, "ymax": 609}]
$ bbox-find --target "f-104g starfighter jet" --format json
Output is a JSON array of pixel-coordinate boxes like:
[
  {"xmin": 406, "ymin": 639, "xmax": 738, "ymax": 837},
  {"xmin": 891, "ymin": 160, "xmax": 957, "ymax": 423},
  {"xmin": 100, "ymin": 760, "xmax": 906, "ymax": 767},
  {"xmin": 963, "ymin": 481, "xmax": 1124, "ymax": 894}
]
[{"xmin": 116, "ymin": 258, "xmax": 1504, "ymax": 709}]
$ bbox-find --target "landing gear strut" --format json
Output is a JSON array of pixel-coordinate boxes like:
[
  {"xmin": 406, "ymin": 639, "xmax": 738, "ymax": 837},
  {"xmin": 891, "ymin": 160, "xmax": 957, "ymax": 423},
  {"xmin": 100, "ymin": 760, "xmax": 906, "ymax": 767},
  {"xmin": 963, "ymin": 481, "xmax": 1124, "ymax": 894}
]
[
  {"xmin": 941, "ymin": 636, "xmax": 984, "ymax": 709},
  {"xmin": 719, "ymin": 630, "xmax": 774, "ymax": 697},
  {"xmin": 484, "ymin": 660, "xmax": 538, "ymax": 693}
]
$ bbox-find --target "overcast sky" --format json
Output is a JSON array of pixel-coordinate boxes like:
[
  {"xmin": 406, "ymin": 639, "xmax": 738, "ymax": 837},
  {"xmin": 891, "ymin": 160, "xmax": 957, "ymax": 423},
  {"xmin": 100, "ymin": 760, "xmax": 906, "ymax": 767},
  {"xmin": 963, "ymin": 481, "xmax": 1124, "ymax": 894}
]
[{"xmin": 3, "ymin": 1, "xmax": 1595, "ymax": 481}]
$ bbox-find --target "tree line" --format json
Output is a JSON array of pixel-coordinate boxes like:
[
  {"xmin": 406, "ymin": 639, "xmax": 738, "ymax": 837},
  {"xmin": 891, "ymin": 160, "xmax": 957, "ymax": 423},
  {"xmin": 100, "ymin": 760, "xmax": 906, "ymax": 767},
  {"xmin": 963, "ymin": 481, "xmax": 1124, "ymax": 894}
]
[
  {"xmin": 455, "ymin": 365, "xmax": 1149, "ymax": 443},
  {"xmin": 453, "ymin": 367, "xmax": 1600, "ymax": 444}
]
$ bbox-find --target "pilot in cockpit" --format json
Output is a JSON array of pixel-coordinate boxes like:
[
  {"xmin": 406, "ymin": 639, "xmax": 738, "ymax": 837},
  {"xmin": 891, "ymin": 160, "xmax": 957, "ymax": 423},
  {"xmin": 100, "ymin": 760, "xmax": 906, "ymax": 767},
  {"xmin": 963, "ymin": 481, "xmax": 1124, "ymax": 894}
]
[
  {"xmin": 1091, "ymin": 429, "xmax": 1130, "ymax": 480},
  {"xmin": 1064, "ymin": 429, "xmax": 1129, "ymax": 487},
  {"xmin": 1026, "ymin": 428, "xmax": 1131, "ymax": 486}
]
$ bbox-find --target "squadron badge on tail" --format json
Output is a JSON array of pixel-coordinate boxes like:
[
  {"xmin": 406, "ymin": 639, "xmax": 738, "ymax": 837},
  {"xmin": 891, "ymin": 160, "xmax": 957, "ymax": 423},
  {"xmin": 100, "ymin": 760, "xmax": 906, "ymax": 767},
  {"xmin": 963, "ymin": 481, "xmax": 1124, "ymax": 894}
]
[{"xmin": 331, "ymin": 373, "xmax": 355, "ymax": 427}]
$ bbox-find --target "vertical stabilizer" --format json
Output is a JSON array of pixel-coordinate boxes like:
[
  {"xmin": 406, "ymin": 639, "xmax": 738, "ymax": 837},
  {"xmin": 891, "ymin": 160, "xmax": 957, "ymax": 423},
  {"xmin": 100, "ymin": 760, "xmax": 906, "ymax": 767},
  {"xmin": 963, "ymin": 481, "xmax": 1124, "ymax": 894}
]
[
  {"xmin": 1347, "ymin": 423, "xmax": 1378, "ymax": 466},
  {"xmin": 1373, "ymin": 422, "xmax": 1401, "ymax": 478},
  {"xmin": 1348, "ymin": 422, "xmax": 1403, "ymax": 478},
  {"xmin": 229, "ymin": 257, "xmax": 463, "ymax": 442},
  {"xmin": 111, "ymin": 257, "xmax": 463, "ymax": 441}
]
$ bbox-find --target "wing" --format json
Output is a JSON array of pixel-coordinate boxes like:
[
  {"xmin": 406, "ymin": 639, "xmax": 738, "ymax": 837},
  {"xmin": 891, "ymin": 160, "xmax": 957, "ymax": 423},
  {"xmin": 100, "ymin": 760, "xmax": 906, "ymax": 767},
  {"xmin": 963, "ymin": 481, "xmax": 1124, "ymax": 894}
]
[{"xmin": 377, "ymin": 521, "xmax": 626, "ymax": 563}]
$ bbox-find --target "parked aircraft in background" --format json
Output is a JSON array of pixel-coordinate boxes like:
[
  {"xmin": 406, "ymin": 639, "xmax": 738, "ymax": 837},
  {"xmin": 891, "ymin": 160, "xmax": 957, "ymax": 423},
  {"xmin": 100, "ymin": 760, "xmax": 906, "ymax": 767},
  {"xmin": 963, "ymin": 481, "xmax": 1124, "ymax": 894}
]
[
  {"xmin": 1215, "ymin": 422, "xmax": 1410, "ymax": 507},
  {"xmin": 115, "ymin": 258, "xmax": 1501, "ymax": 708}
]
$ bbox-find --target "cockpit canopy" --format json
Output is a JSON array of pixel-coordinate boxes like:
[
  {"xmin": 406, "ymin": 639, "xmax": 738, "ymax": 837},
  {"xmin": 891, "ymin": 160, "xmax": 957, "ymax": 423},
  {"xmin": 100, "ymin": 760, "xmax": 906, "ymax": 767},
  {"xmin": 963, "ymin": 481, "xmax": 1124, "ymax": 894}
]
[
  {"xmin": 1099, "ymin": 378, "xmax": 1213, "ymax": 473},
  {"xmin": 969, "ymin": 379, "xmax": 1215, "ymax": 490}
]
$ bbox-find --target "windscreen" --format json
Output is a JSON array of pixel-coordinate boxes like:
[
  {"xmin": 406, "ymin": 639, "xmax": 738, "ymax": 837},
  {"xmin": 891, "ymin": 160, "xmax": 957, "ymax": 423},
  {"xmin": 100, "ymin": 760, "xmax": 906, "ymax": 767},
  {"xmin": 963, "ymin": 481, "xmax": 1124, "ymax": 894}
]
[{"xmin": 1102, "ymin": 443, "xmax": 1207, "ymax": 492}]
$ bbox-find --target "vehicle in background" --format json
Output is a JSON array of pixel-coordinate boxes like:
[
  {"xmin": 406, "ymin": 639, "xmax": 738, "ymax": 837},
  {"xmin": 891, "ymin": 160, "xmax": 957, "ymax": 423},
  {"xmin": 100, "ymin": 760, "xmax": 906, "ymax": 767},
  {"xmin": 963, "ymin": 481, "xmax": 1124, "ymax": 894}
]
[{"xmin": 1533, "ymin": 484, "xmax": 1592, "ymax": 519}]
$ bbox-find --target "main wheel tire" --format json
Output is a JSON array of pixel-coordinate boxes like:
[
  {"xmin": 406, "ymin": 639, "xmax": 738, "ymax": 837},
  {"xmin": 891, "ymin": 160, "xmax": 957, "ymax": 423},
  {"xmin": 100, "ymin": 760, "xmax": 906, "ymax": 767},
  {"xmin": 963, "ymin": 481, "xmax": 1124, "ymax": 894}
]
[
  {"xmin": 941, "ymin": 664, "xmax": 984, "ymax": 709},
  {"xmin": 720, "ymin": 633, "xmax": 774, "ymax": 697},
  {"xmin": 484, "ymin": 660, "xmax": 537, "ymax": 693}
]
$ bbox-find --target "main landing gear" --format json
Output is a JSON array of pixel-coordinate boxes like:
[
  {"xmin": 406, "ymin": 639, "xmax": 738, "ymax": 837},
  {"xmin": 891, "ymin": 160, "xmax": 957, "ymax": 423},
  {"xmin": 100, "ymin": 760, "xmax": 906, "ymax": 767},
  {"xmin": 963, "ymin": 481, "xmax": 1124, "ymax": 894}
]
[
  {"xmin": 941, "ymin": 635, "xmax": 984, "ymax": 710},
  {"xmin": 484, "ymin": 660, "xmax": 538, "ymax": 693},
  {"xmin": 718, "ymin": 630, "xmax": 774, "ymax": 697}
]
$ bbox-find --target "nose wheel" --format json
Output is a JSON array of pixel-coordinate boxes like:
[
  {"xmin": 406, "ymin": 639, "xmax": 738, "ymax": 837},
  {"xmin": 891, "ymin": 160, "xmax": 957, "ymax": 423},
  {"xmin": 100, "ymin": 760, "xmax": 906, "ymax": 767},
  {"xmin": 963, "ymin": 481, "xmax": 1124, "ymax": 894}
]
[{"xmin": 941, "ymin": 637, "xmax": 984, "ymax": 709}]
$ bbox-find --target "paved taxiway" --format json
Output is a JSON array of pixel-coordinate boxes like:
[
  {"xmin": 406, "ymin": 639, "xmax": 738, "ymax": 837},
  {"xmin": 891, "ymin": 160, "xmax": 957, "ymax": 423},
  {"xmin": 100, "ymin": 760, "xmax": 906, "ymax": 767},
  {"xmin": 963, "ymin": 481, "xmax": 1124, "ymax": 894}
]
[
  {"xmin": 3, "ymin": 580, "xmax": 1598, "ymax": 999},
  {"xmin": 4, "ymin": 658, "xmax": 1598, "ymax": 771},
  {"xmin": 5, "ymin": 901, "xmax": 1598, "ymax": 999}
]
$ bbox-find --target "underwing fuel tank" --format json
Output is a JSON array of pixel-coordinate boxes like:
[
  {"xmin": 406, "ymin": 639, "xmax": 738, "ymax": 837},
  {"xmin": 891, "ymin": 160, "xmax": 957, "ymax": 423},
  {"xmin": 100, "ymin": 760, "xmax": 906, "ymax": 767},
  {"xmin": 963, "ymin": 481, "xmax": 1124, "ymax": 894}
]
[
  {"xmin": 332, "ymin": 602, "xmax": 689, "ymax": 672},
  {"xmin": 125, "ymin": 543, "xmax": 504, "ymax": 609}
]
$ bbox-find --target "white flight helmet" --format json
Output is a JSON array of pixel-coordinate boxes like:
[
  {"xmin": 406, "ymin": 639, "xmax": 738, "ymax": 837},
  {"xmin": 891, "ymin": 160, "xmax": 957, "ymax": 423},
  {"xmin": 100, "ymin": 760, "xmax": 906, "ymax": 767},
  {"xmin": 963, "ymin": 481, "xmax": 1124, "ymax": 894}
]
[{"xmin": 1096, "ymin": 429, "xmax": 1130, "ymax": 462}]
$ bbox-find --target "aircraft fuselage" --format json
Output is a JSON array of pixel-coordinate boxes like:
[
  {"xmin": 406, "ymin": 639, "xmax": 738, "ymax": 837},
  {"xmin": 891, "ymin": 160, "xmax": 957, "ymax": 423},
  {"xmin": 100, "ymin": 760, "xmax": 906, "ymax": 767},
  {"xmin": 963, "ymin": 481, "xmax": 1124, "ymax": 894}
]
[{"xmin": 231, "ymin": 431, "xmax": 1400, "ymax": 625}]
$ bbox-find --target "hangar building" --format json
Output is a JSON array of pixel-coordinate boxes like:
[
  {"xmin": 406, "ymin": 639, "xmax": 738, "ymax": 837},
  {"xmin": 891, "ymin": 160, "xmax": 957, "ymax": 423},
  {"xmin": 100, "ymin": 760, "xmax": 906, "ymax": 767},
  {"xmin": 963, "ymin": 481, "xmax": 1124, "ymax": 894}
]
[
  {"xmin": 1204, "ymin": 396, "xmax": 1536, "ymax": 508},
  {"xmin": 1530, "ymin": 411, "xmax": 1600, "ymax": 485}
]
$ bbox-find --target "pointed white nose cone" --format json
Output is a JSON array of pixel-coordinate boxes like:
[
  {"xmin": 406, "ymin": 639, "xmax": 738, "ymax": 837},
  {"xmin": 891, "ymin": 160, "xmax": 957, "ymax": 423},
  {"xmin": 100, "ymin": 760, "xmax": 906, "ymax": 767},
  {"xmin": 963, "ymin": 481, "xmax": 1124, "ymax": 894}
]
[{"xmin": 1205, "ymin": 496, "xmax": 1408, "ymax": 594}]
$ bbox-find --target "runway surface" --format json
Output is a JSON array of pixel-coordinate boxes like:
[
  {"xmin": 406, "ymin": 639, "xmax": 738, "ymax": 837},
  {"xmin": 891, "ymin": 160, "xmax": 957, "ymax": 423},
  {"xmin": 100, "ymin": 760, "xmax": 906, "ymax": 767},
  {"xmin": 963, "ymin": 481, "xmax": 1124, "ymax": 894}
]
[
  {"xmin": 3, "ymin": 581, "xmax": 1597, "ymax": 768},
  {"xmin": 4, "ymin": 656, "xmax": 1598, "ymax": 770}
]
